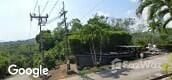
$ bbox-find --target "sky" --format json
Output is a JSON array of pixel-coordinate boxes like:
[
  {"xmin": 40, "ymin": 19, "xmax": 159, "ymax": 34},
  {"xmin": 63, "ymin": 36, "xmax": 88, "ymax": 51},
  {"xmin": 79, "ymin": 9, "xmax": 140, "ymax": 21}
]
[{"xmin": 0, "ymin": 0, "xmax": 139, "ymax": 42}]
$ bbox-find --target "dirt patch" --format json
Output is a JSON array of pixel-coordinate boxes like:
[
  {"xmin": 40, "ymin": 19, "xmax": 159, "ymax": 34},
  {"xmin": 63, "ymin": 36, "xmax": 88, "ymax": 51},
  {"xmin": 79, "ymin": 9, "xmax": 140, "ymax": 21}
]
[
  {"xmin": 48, "ymin": 64, "xmax": 78, "ymax": 80},
  {"xmin": 48, "ymin": 64, "xmax": 67, "ymax": 80}
]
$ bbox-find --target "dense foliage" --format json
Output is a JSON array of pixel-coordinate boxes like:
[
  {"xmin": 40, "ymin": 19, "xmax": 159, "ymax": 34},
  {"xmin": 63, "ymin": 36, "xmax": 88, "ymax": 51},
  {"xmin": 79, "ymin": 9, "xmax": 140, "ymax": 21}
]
[
  {"xmin": 132, "ymin": 29, "xmax": 172, "ymax": 46},
  {"xmin": 0, "ymin": 39, "xmax": 38, "ymax": 78}
]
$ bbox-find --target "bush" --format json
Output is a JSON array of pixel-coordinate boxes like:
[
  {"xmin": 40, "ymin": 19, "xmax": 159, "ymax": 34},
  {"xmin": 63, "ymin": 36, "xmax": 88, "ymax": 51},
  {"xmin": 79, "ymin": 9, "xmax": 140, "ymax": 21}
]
[
  {"xmin": 69, "ymin": 31, "xmax": 132, "ymax": 54},
  {"xmin": 0, "ymin": 55, "xmax": 9, "ymax": 78}
]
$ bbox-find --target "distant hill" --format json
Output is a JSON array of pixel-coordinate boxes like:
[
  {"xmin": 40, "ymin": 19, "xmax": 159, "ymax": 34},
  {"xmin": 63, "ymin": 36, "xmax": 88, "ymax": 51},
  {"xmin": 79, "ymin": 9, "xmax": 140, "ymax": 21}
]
[{"xmin": 0, "ymin": 38, "xmax": 36, "ymax": 47}]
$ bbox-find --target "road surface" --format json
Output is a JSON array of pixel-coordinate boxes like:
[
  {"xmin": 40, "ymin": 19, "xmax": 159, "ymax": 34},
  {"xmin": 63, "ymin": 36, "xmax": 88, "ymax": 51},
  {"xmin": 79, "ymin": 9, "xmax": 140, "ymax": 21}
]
[{"xmin": 63, "ymin": 54, "xmax": 170, "ymax": 80}]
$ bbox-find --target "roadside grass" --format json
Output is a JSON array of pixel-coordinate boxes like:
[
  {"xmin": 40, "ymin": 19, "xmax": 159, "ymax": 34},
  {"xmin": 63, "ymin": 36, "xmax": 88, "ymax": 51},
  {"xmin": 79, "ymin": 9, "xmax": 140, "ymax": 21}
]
[
  {"xmin": 161, "ymin": 52, "xmax": 172, "ymax": 80},
  {"xmin": 161, "ymin": 52, "xmax": 172, "ymax": 74},
  {"xmin": 168, "ymin": 53, "xmax": 172, "ymax": 63}
]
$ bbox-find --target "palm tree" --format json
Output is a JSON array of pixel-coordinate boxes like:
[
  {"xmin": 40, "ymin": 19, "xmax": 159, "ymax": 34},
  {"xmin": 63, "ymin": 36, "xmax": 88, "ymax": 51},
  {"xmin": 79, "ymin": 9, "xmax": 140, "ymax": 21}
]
[{"xmin": 136, "ymin": 0, "xmax": 172, "ymax": 32}]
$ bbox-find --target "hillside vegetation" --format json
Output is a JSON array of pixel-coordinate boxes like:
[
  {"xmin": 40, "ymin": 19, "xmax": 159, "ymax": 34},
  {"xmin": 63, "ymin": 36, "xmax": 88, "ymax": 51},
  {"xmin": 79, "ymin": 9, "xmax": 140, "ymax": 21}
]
[{"xmin": 0, "ymin": 15, "xmax": 172, "ymax": 79}]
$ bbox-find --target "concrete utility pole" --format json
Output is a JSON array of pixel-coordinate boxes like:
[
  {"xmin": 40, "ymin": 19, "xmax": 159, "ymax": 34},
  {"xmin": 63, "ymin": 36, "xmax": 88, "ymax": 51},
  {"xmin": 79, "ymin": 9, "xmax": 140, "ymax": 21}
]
[
  {"xmin": 30, "ymin": 6, "xmax": 48, "ymax": 66},
  {"xmin": 63, "ymin": 1, "xmax": 70, "ymax": 73},
  {"xmin": 59, "ymin": 1, "xmax": 70, "ymax": 73}
]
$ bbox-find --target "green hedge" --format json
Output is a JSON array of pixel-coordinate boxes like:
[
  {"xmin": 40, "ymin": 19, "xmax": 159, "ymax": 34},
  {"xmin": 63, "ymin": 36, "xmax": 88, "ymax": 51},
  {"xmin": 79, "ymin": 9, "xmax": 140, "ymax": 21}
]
[{"xmin": 69, "ymin": 31, "xmax": 132, "ymax": 54}]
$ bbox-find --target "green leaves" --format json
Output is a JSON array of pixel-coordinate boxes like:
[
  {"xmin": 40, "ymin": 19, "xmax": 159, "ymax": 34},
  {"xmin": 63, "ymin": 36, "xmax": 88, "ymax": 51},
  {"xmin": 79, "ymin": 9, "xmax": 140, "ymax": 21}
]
[
  {"xmin": 36, "ymin": 30, "xmax": 55, "ymax": 51},
  {"xmin": 137, "ymin": 0, "xmax": 172, "ymax": 31},
  {"xmin": 69, "ymin": 24, "xmax": 131, "ymax": 54}
]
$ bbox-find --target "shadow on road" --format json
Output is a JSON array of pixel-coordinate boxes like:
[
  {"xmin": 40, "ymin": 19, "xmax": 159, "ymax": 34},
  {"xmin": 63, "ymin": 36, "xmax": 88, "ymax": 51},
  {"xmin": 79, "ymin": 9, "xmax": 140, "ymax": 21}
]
[{"xmin": 97, "ymin": 68, "xmax": 132, "ymax": 79}]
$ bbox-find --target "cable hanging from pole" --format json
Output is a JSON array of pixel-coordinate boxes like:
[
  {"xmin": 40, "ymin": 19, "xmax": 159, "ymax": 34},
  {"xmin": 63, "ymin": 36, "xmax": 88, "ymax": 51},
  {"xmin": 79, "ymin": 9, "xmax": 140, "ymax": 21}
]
[
  {"xmin": 80, "ymin": 0, "xmax": 105, "ymax": 20},
  {"xmin": 33, "ymin": 0, "xmax": 39, "ymax": 13},
  {"xmin": 49, "ymin": 0, "xmax": 59, "ymax": 17},
  {"xmin": 41, "ymin": 0, "xmax": 49, "ymax": 14},
  {"xmin": 47, "ymin": 16, "xmax": 59, "ymax": 24}
]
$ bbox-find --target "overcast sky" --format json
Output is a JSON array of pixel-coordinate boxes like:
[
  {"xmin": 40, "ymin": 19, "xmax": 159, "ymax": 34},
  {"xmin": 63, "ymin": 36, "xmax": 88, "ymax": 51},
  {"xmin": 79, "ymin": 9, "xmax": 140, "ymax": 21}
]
[{"xmin": 0, "ymin": 0, "xmax": 139, "ymax": 42}]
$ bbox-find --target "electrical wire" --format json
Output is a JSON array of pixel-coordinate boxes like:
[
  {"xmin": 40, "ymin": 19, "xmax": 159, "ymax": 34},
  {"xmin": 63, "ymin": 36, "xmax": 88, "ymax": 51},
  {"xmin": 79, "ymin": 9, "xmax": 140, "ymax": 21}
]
[
  {"xmin": 33, "ymin": 0, "xmax": 39, "ymax": 13},
  {"xmin": 41, "ymin": 0, "xmax": 49, "ymax": 14},
  {"xmin": 47, "ymin": 16, "xmax": 59, "ymax": 24},
  {"xmin": 49, "ymin": 0, "xmax": 59, "ymax": 17},
  {"xmin": 80, "ymin": 0, "xmax": 105, "ymax": 20}
]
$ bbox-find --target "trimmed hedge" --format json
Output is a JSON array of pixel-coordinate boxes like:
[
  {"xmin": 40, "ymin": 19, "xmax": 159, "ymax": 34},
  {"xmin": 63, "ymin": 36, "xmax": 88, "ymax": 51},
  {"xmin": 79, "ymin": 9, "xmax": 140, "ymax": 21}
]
[{"xmin": 69, "ymin": 31, "xmax": 132, "ymax": 54}]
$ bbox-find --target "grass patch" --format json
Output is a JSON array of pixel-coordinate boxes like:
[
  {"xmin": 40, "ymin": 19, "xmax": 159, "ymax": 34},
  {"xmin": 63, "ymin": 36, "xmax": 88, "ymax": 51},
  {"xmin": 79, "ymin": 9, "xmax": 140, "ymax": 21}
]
[{"xmin": 161, "ymin": 52, "xmax": 172, "ymax": 74}]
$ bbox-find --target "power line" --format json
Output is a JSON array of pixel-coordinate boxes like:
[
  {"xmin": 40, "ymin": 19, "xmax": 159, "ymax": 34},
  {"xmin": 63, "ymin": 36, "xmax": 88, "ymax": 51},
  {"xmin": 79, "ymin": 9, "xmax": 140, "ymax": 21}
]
[
  {"xmin": 45, "ymin": 0, "xmax": 61, "ymax": 25},
  {"xmin": 81, "ymin": 0, "xmax": 105, "ymax": 20},
  {"xmin": 41, "ymin": 0, "xmax": 49, "ymax": 14},
  {"xmin": 49, "ymin": 0, "xmax": 59, "ymax": 17},
  {"xmin": 33, "ymin": 0, "xmax": 39, "ymax": 13},
  {"xmin": 47, "ymin": 16, "xmax": 59, "ymax": 24}
]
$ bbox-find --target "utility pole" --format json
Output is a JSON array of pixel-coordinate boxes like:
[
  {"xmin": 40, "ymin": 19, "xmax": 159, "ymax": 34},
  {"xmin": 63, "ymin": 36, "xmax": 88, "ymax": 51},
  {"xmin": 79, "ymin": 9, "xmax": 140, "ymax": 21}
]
[
  {"xmin": 30, "ymin": 6, "xmax": 48, "ymax": 66},
  {"xmin": 59, "ymin": 1, "xmax": 70, "ymax": 73}
]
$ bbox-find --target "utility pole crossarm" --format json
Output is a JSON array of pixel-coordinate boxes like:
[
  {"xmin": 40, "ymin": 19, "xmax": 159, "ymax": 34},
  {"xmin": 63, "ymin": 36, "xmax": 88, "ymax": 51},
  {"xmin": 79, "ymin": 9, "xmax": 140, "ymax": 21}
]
[
  {"xmin": 30, "ymin": 13, "xmax": 48, "ymax": 24},
  {"xmin": 30, "ymin": 15, "xmax": 48, "ymax": 18}
]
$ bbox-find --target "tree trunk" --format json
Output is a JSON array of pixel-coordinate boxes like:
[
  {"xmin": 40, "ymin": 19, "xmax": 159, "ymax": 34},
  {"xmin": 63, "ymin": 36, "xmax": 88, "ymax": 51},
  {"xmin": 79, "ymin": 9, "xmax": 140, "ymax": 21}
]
[
  {"xmin": 92, "ymin": 41, "xmax": 97, "ymax": 65},
  {"xmin": 99, "ymin": 37, "xmax": 103, "ymax": 65},
  {"xmin": 89, "ymin": 43, "xmax": 95, "ymax": 66}
]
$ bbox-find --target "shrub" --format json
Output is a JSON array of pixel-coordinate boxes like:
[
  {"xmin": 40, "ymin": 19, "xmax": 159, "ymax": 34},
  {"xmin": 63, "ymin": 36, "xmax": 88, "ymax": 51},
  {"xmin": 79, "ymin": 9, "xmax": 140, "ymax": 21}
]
[{"xmin": 69, "ymin": 31, "xmax": 132, "ymax": 54}]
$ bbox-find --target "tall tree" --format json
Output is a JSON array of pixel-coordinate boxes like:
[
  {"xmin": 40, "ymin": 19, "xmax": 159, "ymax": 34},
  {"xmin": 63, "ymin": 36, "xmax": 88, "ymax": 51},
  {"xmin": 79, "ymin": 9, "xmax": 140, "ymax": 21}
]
[
  {"xmin": 70, "ymin": 18, "xmax": 82, "ymax": 32},
  {"xmin": 79, "ymin": 15, "xmax": 110, "ymax": 65},
  {"xmin": 53, "ymin": 26, "xmax": 65, "ymax": 43},
  {"xmin": 36, "ymin": 30, "xmax": 55, "ymax": 51}
]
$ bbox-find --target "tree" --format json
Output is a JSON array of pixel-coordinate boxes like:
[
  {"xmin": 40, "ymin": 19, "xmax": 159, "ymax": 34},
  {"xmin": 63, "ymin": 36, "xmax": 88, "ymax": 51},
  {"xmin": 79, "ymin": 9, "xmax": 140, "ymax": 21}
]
[
  {"xmin": 86, "ymin": 15, "xmax": 111, "ymax": 65},
  {"xmin": 70, "ymin": 18, "xmax": 82, "ymax": 32},
  {"xmin": 136, "ymin": 0, "xmax": 172, "ymax": 32},
  {"xmin": 69, "ymin": 15, "xmax": 132, "ymax": 66},
  {"xmin": 110, "ymin": 18, "xmax": 135, "ymax": 32},
  {"xmin": 79, "ymin": 24, "xmax": 103, "ymax": 65},
  {"xmin": 36, "ymin": 30, "xmax": 55, "ymax": 51},
  {"xmin": 53, "ymin": 26, "xmax": 65, "ymax": 43}
]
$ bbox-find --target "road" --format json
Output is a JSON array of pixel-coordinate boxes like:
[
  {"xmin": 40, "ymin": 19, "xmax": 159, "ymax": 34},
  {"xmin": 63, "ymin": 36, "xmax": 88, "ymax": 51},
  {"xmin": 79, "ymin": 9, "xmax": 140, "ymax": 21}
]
[{"xmin": 63, "ymin": 54, "xmax": 170, "ymax": 80}]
